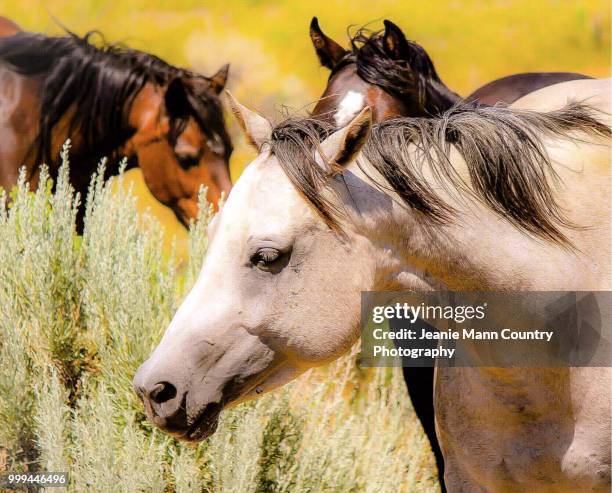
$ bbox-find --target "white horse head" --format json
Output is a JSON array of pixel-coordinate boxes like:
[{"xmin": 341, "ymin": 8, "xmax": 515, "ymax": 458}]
[{"xmin": 132, "ymin": 95, "xmax": 385, "ymax": 440}]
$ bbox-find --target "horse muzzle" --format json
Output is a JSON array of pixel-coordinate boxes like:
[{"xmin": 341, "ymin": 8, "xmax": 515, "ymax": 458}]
[{"xmin": 132, "ymin": 326, "xmax": 276, "ymax": 441}]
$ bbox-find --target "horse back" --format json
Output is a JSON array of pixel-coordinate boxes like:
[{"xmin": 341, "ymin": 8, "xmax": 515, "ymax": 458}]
[
  {"xmin": 510, "ymin": 77, "xmax": 611, "ymax": 115},
  {"xmin": 467, "ymin": 72, "xmax": 592, "ymax": 105}
]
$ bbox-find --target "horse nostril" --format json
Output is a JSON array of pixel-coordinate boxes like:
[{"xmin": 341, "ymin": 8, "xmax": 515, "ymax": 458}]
[
  {"xmin": 149, "ymin": 382, "xmax": 177, "ymax": 404},
  {"xmin": 135, "ymin": 385, "xmax": 145, "ymax": 399}
]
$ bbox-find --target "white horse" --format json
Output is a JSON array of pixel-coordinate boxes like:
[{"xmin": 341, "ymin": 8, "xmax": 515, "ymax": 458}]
[{"xmin": 134, "ymin": 78, "xmax": 611, "ymax": 492}]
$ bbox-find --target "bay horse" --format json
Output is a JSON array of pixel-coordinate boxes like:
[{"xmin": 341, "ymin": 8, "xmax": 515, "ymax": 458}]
[
  {"xmin": 309, "ymin": 18, "xmax": 591, "ymax": 488},
  {"xmin": 134, "ymin": 78, "xmax": 611, "ymax": 492},
  {"xmin": 310, "ymin": 17, "xmax": 590, "ymax": 124},
  {"xmin": 0, "ymin": 18, "xmax": 232, "ymax": 229}
]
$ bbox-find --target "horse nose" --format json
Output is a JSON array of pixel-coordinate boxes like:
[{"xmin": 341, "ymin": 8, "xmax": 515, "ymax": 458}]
[
  {"xmin": 134, "ymin": 371, "xmax": 187, "ymax": 431},
  {"xmin": 148, "ymin": 381, "xmax": 177, "ymax": 404}
]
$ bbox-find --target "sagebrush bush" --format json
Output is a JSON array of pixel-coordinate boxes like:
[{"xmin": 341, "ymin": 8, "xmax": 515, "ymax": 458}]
[{"xmin": 0, "ymin": 146, "xmax": 436, "ymax": 492}]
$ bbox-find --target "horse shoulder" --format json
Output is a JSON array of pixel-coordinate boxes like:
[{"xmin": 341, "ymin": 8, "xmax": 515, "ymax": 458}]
[
  {"xmin": 562, "ymin": 367, "xmax": 611, "ymax": 490},
  {"xmin": 0, "ymin": 65, "xmax": 40, "ymax": 187}
]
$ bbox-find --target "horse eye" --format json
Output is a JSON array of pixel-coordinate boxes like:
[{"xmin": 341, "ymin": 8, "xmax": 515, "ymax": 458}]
[
  {"xmin": 177, "ymin": 154, "xmax": 200, "ymax": 169},
  {"xmin": 251, "ymin": 248, "xmax": 282, "ymax": 270}
]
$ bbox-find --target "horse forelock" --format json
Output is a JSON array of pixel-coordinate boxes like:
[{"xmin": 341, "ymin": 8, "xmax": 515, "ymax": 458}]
[
  {"xmin": 185, "ymin": 81, "xmax": 233, "ymax": 159},
  {"xmin": 330, "ymin": 27, "xmax": 441, "ymax": 107},
  {"xmin": 270, "ymin": 102, "xmax": 610, "ymax": 246},
  {"xmin": 0, "ymin": 30, "xmax": 229, "ymax": 167},
  {"xmin": 269, "ymin": 118, "xmax": 341, "ymax": 229}
]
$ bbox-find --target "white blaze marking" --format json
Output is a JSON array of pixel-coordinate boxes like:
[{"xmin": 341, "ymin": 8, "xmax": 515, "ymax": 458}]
[{"xmin": 334, "ymin": 90, "xmax": 365, "ymax": 126}]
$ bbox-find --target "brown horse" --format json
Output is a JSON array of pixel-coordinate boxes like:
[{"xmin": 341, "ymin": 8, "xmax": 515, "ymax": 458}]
[
  {"xmin": 309, "ymin": 18, "xmax": 590, "ymax": 492},
  {"xmin": 310, "ymin": 17, "xmax": 590, "ymax": 124},
  {"xmin": 0, "ymin": 18, "xmax": 232, "ymax": 229}
]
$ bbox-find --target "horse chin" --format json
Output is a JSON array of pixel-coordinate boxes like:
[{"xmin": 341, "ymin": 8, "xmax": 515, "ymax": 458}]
[
  {"xmin": 179, "ymin": 402, "xmax": 223, "ymax": 442},
  {"xmin": 173, "ymin": 199, "xmax": 198, "ymax": 229},
  {"xmin": 176, "ymin": 374, "xmax": 265, "ymax": 442}
]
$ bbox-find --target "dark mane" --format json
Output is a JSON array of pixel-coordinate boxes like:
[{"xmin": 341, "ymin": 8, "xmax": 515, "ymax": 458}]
[
  {"xmin": 270, "ymin": 102, "xmax": 610, "ymax": 245},
  {"xmin": 0, "ymin": 30, "xmax": 231, "ymax": 168},
  {"xmin": 332, "ymin": 28, "xmax": 447, "ymax": 110}
]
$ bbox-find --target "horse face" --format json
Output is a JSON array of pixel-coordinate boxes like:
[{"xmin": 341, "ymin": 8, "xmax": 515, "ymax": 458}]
[
  {"xmin": 133, "ymin": 103, "xmax": 374, "ymax": 442},
  {"xmin": 169, "ymin": 115, "xmax": 232, "ymax": 221},
  {"xmin": 313, "ymin": 62, "xmax": 408, "ymax": 125},
  {"xmin": 310, "ymin": 17, "xmax": 418, "ymax": 123},
  {"xmin": 128, "ymin": 70, "xmax": 232, "ymax": 226}
]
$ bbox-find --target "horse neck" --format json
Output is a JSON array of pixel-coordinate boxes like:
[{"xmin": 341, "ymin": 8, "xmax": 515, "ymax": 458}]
[
  {"xmin": 26, "ymin": 43, "xmax": 144, "ymax": 182},
  {"xmin": 46, "ymin": 104, "xmax": 132, "ymax": 174},
  {"xmin": 0, "ymin": 71, "xmax": 123, "ymax": 197},
  {"xmin": 344, "ymin": 153, "xmax": 596, "ymax": 292},
  {"xmin": 421, "ymin": 76, "xmax": 461, "ymax": 115}
]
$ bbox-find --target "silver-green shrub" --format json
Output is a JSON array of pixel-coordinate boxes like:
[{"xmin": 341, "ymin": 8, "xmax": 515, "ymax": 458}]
[{"xmin": 0, "ymin": 146, "xmax": 436, "ymax": 492}]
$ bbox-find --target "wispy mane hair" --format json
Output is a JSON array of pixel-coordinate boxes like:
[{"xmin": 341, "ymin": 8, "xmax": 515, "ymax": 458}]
[
  {"xmin": 270, "ymin": 102, "xmax": 610, "ymax": 245},
  {"xmin": 0, "ymin": 30, "xmax": 231, "ymax": 168}
]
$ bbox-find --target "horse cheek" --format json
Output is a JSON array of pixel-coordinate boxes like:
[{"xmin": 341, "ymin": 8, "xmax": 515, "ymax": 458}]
[{"xmin": 137, "ymin": 142, "xmax": 181, "ymax": 206}]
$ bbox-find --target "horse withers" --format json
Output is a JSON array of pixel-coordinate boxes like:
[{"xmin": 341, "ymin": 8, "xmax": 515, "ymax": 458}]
[
  {"xmin": 134, "ymin": 78, "xmax": 611, "ymax": 491},
  {"xmin": 0, "ymin": 18, "xmax": 233, "ymax": 229}
]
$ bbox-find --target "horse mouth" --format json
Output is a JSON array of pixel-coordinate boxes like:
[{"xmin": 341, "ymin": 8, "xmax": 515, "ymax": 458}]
[{"xmin": 182, "ymin": 402, "xmax": 223, "ymax": 442}]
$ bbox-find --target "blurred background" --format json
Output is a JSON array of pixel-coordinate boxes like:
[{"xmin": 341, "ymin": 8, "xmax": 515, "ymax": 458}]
[{"xmin": 1, "ymin": 0, "xmax": 609, "ymax": 254}]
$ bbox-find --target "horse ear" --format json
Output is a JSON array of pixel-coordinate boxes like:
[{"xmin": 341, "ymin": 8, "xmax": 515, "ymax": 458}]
[
  {"xmin": 165, "ymin": 78, "xmax": 191, "ymax": 118},
  {"xmin": 225, "ymin": 91, "xmax": 272, "ymax": 152},
  {"xmin": 310, "ymin": 17, "xmax": 347, "ymax": 70},
  {"xmin": 210, "ymin": 63, "xmax": 229, "ymax": 94},
  {"xmin": 318, "ymin": 106, "xmax": 371, "ymax": 174},
  {"xmin": 382, "ymin": 20, "xmax": 410, "ymax": 60}
]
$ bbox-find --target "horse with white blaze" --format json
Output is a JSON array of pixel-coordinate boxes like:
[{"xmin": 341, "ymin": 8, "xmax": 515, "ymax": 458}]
[{"xmin": 134, "ymin": 78, "xmax": 611, "ymax": 492}]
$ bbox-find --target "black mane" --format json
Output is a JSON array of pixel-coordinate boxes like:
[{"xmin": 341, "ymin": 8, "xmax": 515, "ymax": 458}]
[
  {"xmin": 0, "ymin": 30, "xmax": 231, "ymax": 168},
  {"xmin": 332, "ymin": 28, "xmax": 451, "ymax": 111}
]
